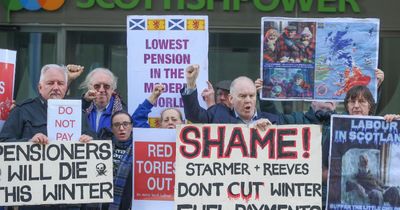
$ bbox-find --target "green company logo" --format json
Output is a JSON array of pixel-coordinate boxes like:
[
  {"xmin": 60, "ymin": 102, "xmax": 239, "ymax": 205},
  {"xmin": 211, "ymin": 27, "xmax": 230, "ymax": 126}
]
[
  {"xmin": 76, "ymin": 0, "xmax": 360, "ymax": 13},
  {"xmin": 2, "ymin": 0, "xmax": 361, "ymax": 23}
]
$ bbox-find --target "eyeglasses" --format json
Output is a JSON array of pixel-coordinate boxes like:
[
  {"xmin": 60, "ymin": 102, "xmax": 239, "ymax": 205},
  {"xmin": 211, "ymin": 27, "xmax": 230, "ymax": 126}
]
[
  {"xmin": 112, "ymin": 121, "xmax": 132, "ymax": 129},
  {"xmin": 93, "ymin": 83, "xmax": 111, "ymax": 90}
]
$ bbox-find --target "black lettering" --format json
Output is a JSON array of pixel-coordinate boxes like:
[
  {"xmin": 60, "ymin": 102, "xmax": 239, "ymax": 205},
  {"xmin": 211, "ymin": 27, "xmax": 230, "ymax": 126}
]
[
  {"xmin": 43, "ymin": 184, "xmax": 57, "ymax": 201},
  {"xmin": 16, "ymin": 145, "xmax": 29, "ymax": 161},
  {"xmin": 250, "ymin": 128, "xmax": 275, "ymax": 158},
  {"xmin": 202, "ymin": 126, "xmax": 225, "ymax": 158},
  {"xmin": 4, "ymin": 145, "xmax": 16, "ymax": 161},
  {"xmin": 277, "ymin": 129, "xmax": 297, "ymax": 159},
  {"xmin": 99, "ymin": 143, "xmax": 112, "ymax": 160},
  {"xmin": 60, "ymin": 144, "xmax": 74, "ymax": 160},
  {"xmin": 59, "ymin": 162, "xmax": 72, "ymax": 180},
  {"xmin": 39, "ymin": 163, "xmax": 52, "ymax": 180},
  {"xmin": 177, "ymin": 205, "xmax": 193, "ymax": 210},
  {"xmin": 47, "ymin": 145, "xmax": 61, "ymax": 161},
  {"xmin": 8, "ymin": 165, "xmax": 22, "ymax": 181},
  {"xmin": 86, "ymin": 143, "xmax": 100, "ymax": 159},
  {"xmin": 76, "ymin": 161, "xmax": 88, "ymax": 179},
  {"xmin": 30, "ymin": 144, "xmax": 42, "ymax": 161},
  {"xmin": 75, "ymin": 183, "xmax": 89, "ymax": 199},
  {"xmin": 224, "ymin": 127, "xmax": 247, "ymax": 157},
  {"xmin": 74, "ymin": 144, "xmax": 85, "ymax": 159},
  {"xmin": 20, "ymin": 185, "xmax": 32, "ymax": 202},
  {"xmin": 270, "ymin": 183, "xmax": 322, "ymax": 197},
  {"xmin": 179, "ymin": 126, "xmax": 201, "ymax": 158},
  {"xmin": 263, "ymin": 163, "xmax": 309, "ymax": 175},
  {"xmin": 178, "ymin": 183, "xmax": 188, "ymax": 197},
  {"xmin": 185, "ymin": 163, "xmax": 195, "ymax": 176},
  {"xmin": 100, "ymin": 182, "xmax": 113, "ymax": 199}
]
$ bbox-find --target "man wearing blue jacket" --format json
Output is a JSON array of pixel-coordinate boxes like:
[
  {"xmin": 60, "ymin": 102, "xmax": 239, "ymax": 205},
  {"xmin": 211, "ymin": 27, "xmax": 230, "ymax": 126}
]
[
  {"xmin": 79, "ymin": 68, "xmax": 125, "ymax": 136},
  {"xmin": 181, "ymin": 64, "xmax": 280, "ymax": 127}
]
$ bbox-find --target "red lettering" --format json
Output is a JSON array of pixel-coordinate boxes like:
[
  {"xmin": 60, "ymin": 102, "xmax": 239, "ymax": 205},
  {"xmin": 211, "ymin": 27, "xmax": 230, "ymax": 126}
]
[
  {"xmin": 55, "ymin": 119, "xmax": 76, "ymax": 128},
  {"xmin": 58, "ymin": 106, "xmax": 73, "ymax": 114},
  {"xmin": 179, "ymin": 126, "xmax": 303, "ymax": 159}
]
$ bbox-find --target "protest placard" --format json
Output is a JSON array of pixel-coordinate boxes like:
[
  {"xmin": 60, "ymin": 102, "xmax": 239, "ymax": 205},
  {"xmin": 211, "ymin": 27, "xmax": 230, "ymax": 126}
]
[
  {"xmin": 127, "ymin": 15, "xmax": 209, "ymax": 127},
  {"xmin": 0, "ymin": 141, "xmax": 113, "ymax": 206},
  {"xmin": 260, "ymin": 17, "xmax": 379, "ymax": 101},
  {"xmin": 0, "ymin": 49, "xmax": 16, "ymax": 128},
  {"xmin": 47, "ymin": 99, "xmax": 82, "ymax": 142},
  {"xmin": 327, "ymin": 115, "xmax": 400, "ymax": 210},
  {"xmin": 132, "ymin": 128, "xmax": 176, "ymax": 209},
  {"xmin": 175, "ymin": 124, "xmax": 322, "ymax": 210}
]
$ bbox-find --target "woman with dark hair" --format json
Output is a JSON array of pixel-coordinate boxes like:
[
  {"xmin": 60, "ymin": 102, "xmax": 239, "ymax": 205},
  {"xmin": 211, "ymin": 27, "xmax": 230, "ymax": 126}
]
[
  {"xmin": 107, "ymin": 111, "xmax": 133, "ymax": 210},
  {"xmin": 323, "ymin": 85, "xmax": 400, "ymax": 190},
  {"xmin": 324, "ymin": 85, "xmax": 400, "ymax": 163},
  {"xmin": 343, "ymin": 85, "xmax": 400, "ymax": 120},
  {"xmin": 86, "ymin": 111, "xmax": 133, "ymax": 210},
  {"xmin": 344, "ymin": 85, "xmax": 376, "ymax": 116}
]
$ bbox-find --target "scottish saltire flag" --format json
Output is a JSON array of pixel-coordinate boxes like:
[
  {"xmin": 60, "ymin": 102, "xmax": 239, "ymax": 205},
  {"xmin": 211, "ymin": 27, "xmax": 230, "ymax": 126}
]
[
  {"xmin": 168, "ymin": 19, "xmax": 184, "ymax": 30},
  {"xmin": 129, "ymin": 19, "xmax": 145, "ymax": 30}
]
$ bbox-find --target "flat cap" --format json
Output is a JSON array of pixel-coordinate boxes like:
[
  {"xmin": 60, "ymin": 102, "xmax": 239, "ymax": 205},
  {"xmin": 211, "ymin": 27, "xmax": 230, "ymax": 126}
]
[{"xmin": 215, "ymin": 80, "xmax": 232, "ymax": 91}]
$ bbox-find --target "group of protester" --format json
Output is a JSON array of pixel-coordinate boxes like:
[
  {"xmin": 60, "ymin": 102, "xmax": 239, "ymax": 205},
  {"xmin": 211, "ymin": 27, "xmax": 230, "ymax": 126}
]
[
  {"xmin": 0, "ymin": 63, "xmax": 399, "ymax": 210},
  {"xmin": 0, "ymin": 64, "xmax": 183, "ymax": 210}
]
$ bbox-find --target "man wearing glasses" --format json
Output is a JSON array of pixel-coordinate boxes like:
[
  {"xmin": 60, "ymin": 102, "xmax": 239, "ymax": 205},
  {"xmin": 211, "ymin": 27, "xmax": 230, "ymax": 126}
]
[{"xmin": 79, "ymin": 67, "xmax": 125, "ymax": 136}]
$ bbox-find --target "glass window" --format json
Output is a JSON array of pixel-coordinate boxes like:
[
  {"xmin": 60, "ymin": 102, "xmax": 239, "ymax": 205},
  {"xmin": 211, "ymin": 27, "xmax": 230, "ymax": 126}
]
[
  {"xmin": 0, "ymin": 31, "xmax": 57, "ymax": 102},
  {"xmin": 66, "ymin": 31, "xmax": 127, "ymax": 102},
  {"xmin": 376, "ymin": 37, "xmax": 400, "ymax": 115}
]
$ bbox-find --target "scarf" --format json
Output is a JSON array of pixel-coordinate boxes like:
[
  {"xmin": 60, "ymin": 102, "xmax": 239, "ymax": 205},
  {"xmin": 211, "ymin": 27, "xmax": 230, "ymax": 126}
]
[
  {"xmin": 109, "ymin": 139, "xmax": 133, "ymax": 210},
  {"xmin": 85, "ymin": 92, "xmax": 124, "ymax": 115}
]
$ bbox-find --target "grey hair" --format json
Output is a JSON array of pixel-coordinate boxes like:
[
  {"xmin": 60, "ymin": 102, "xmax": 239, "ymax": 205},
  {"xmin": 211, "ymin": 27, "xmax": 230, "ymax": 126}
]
[
  {"xmin": 79, "ymin": 67, "xmax": 117, "ymax": 91},
  {"xmin": 39, "ymin": 64, "xmax": 68, "ymax": 84},
  {"xmin": 229, "ymin": 76, "xmax": 255, "ymax": 95}
]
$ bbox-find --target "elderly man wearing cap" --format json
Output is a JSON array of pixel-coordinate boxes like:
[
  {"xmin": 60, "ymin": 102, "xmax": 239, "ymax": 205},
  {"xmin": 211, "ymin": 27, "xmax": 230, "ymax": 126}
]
[{"xmin": 201, "ymin": 80, "xmax": 232, "ymax": 108}]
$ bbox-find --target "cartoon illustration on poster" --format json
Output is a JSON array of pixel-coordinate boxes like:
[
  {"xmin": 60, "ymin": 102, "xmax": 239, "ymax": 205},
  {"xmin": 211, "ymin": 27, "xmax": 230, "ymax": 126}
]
[
  {"xmin": 262, "ymin": 67, "xmax": 314, "ymax": 98},
  {"xmin": 261, "ymin": 19, "xmax": 316, "ymax": 100},
  {"xmin": 315, "ymin": 21, "xmax": 379, "ymax": 101},
  {"xmin": 327, "ymin": 115, "xmax": 400, "ymax": 209},
  {"xmin": 260, "ymin": 17, "xmax": 379, "ymax": 101}
]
